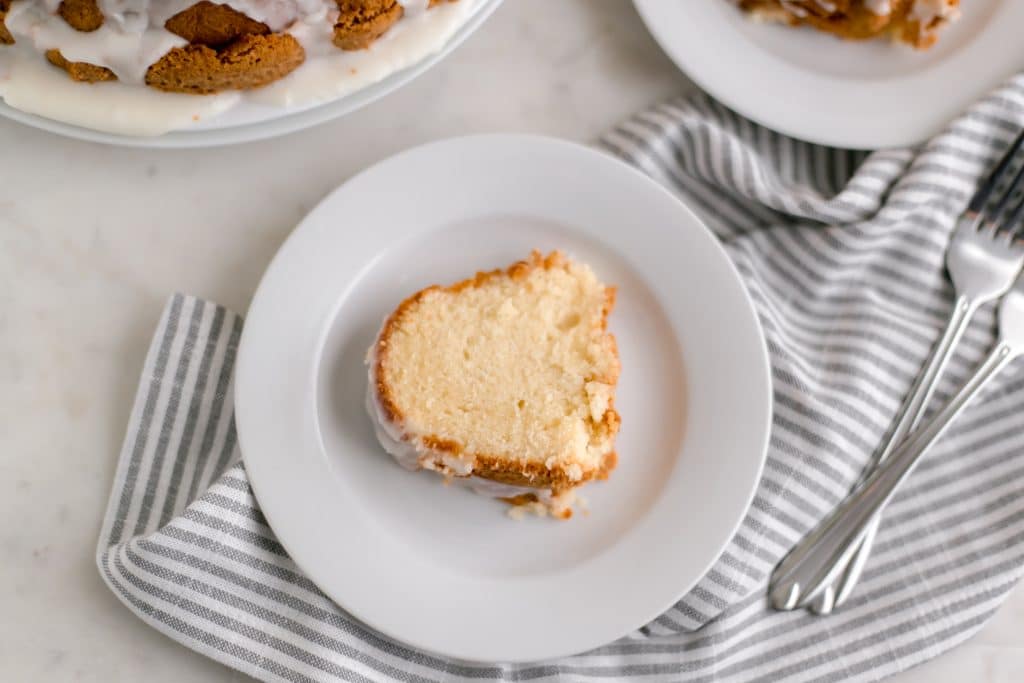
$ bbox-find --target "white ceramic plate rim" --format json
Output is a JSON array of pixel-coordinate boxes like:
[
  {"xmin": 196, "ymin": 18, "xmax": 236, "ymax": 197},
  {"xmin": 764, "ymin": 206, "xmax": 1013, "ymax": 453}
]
[
  {"xmin": 633, "ymin": 0, "xmax": 1024, "ymax": 148},
  {"xmin": 235, "ymin": 134, "xmax": 772, "ymax": 662},
  {"xmin": 0, "ymin": 0, "xmax": 501, "ymax": 149}
]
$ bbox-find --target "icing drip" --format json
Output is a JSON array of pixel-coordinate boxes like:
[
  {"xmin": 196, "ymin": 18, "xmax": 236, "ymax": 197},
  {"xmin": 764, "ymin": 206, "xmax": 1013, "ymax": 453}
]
[
  {"xmin": 3, "ymin": 0, "xmax": 340, "ymax": 83},
  {"xmin": 0, "ymin": 0, "xmax": 484, "ymax": 135},
  {"xmin": 4, "ymin": 2, "xmax": 187, "ymax": 83}
]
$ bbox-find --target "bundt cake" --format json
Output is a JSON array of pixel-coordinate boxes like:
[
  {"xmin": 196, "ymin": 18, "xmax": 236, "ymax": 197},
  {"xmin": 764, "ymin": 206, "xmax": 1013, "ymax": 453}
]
[
  {"xmin": 0, "ymin": 0, "xmax": 481, "ymax": 134},
  {"xmin": 366, "ymin": 251, "xmax": 621, "ymax": 519},
  {"xmin": 1, "ymin": 1, "xmax": 458, "ymax": 93},
  {"xmin": 736, "ymin": 0, "xmax": 961, "ymax": 48}
]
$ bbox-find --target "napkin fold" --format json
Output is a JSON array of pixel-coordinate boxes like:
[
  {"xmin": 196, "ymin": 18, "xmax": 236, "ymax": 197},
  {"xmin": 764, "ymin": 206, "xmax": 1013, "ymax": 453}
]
[{"xmin": 98, "ymin": 75, "xmax": 1024, "ymax": 682}]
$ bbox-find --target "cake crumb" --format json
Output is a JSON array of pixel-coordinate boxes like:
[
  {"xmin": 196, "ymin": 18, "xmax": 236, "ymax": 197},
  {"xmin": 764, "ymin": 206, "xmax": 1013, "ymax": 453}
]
[
  {"xmin": 576, "ymin": 493, "xmax": 590, "ymax": 516},
  {"xmin": 507, "ymin": 501, "xmax": 549, "ymax": 520},
  {"xmin": 505, "ymin": 489, "xmax": 579, "ymax": 520}
]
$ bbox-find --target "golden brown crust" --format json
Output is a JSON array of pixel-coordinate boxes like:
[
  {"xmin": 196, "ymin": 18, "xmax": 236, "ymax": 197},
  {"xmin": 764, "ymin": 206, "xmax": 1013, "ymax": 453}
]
[
  {"xmin": 333, "ymin": 0, "xmax": 404, "ymax": 51},
  {"xmin": 795, "ymin": 0, "xmax": 910, "ymax": 41},
  {"xmin": 0, "ymin": 0, "xmax": 13, "ymax": 45},
  {"xmin": 501, "ymin": 493, "xmax": 540, "ymax": 506},
  {"xmin": 145, "ymin": 33, "xmax": 305, "ymax": 94},
  {"xmin": 0, "ymin": 25, "xmax": 9, "ymax": 46},
  {"xmin": 152, "ymin": 3, "xmax": 297, "ymax": 94},
  {"xmin": 474, "ymin": 450, "xmax": 619, "ymax": 495},
  {"xmin": 165, "ymin": 1, "xmax": 271, "ymax": 46},
  {"xmin": 59, "ymin": 0, "xmax": 105, "ymax": 32},
  {"xmin": 46, "ymin": 49, "xmax": 118, "ymax": 82},
  {"xmin": 737, "ymin": 0, "xmax": 955, "ymax": 48},
  {"xmin": 374, "ymin": 250, "xmax": 621, "ymax": 493}
]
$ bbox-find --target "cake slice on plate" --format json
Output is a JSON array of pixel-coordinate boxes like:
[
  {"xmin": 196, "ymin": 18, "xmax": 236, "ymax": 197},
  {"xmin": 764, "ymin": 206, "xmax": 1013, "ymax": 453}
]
[{"xmin": 366, "ymin": 251, "xmax": 620, "ymax": 518}]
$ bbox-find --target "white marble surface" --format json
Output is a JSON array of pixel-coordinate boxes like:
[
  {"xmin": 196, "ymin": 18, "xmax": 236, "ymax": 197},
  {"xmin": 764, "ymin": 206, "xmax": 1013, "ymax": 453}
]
[{"xmin": 0, "ymin": 1, "xmax": 1021, "ymax": 681}]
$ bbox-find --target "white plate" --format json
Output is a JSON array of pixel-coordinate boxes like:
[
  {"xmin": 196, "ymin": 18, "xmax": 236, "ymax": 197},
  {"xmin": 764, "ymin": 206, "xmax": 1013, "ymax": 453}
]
[
  {"xmin": 633, "ymin": 0, "xmax": 1024, "ymax": 148},
  {"xmin": 235, "ymin": 134, "xmax": 771, "ymax": 662},
  {"xmin": 0, "ymin": 0, "xmax": 500, "ymax": 149}
]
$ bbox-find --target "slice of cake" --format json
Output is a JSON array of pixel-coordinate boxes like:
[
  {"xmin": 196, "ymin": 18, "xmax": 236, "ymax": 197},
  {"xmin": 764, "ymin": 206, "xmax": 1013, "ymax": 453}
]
[
  {"xmin": 366, "ymin": 251, "xmax": 621, "ymax": 519},
  {"xmin": 735, "ymin": 0, "xmax": 961, "ymax": 49}
]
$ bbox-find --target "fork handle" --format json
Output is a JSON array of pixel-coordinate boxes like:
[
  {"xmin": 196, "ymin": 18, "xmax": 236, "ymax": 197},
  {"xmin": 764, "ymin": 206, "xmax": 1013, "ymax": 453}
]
[
  {"xmin": 820, "ymin": 295, "xmax": 977, "ymax": 610},
  {"xmin": 886, "ymin": 295, "xmax": 976, "ymax": 452},
  {"xmin": 769, "ymin": 341, "xmax": 1017, "ymax": 611}
]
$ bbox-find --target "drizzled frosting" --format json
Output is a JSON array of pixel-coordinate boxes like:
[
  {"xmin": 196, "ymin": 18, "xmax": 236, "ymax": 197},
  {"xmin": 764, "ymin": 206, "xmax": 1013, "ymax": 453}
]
[
  {"xmin": 773, "ymin": 0, "xmax": 956, "ymax": 20},
  {"xmin": 5, "ymin": 1, "xmax": 188, "ymax": 83},
  {"xmin": 4, "ymin": 0, "xmax": 380, "ymax": 83},
  {"xmin": 751, "ymin": 0, "xmax": 962, "ymax": 43},
  {"xmin": 0, "ymin": 0, "xmax": 483, "ymax": 135}
]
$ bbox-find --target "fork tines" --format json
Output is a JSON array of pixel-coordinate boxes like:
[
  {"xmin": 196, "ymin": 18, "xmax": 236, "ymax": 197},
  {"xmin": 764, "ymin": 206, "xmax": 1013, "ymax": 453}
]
[{"xmin": 969, "ymin": 128, "xmax": 1024, "ymax": 236}]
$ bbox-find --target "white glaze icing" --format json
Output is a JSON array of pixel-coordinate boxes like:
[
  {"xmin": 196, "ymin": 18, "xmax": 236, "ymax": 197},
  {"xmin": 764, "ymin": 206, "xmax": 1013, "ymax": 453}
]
[
  {"xmin": 778, "ymin": 0, "xmax": 837, "ymax": 16},
  {"xmin": 4, "ymin": 1, "xmax": 188, "ymax": 83},
  {"xmin": 778, "ymin": 1, "xmax": 808, "ymax": 18},
  {"xmin": 909, "ymin": 0, "xmax": 959, "ymax": 26},
  {"xmin": 864, "ymin": 0, "xmax": 891, "ymax": 16},
  {"xmin": 364, "ymin": 376, "xmax": 422, "ymax": 472},
  {"xmin": 0, "ymin": 49, "xmax": 239, "ymax": 134},
  {"xmin": 0, "ymin": 0, "xmax": 483, "ymax": 135}
]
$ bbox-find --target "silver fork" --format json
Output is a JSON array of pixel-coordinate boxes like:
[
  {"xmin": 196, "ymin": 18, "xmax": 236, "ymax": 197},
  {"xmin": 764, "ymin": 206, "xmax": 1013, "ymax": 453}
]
[
  {"xmin": 769, "ymin": 129, "xmax": 1024, "ymax": 613},
  {"xmin": 804, "ymin": 129, "xmax": 1024, "ymax": 614},
  {"xmin": 769, "ymin": 260, "xmax": 1024, "ymax": 613}
]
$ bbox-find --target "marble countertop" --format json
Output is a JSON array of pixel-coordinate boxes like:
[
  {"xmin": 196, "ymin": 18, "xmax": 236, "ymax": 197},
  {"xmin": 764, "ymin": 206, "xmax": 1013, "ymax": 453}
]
[{"xmin": 1, "ymin": 1, "xmax": 1021, "ymax": 680}]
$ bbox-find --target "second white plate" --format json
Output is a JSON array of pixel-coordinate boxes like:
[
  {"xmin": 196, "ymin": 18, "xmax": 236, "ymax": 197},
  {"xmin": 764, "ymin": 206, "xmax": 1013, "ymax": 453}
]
[
  {"xmin": 634, "ymin": 0, "xmax": 1024, "ymax": 148},
  {"xmin": 235, "ymin": 134, "xmax": 771, "ymax": 662}
]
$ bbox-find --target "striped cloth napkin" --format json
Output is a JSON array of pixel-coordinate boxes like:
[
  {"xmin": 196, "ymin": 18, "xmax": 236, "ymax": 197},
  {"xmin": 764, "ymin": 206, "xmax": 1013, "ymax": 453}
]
[{"xmin": 98, "ymin": 75, "xmax": 1024, "ymax": 683}]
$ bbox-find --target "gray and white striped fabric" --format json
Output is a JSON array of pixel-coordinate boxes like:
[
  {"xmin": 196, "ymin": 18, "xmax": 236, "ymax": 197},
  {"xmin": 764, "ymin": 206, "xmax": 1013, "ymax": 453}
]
[{"xmin": 98, "ymin": 74, "xmax": 1024, "ymax": 682}]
